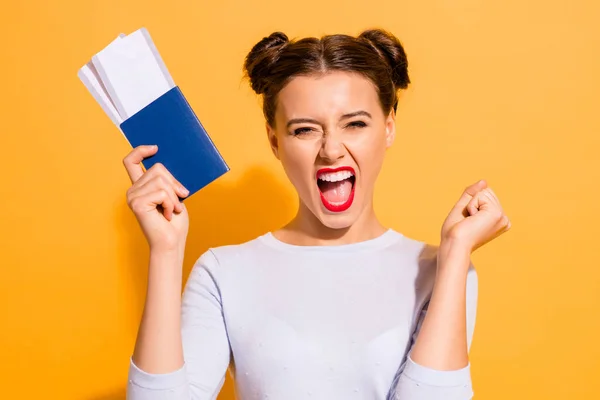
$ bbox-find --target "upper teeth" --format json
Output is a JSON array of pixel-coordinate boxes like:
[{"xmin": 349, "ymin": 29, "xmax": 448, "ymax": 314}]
[{"xmin": 318, "ymin": 170, "xmax": 354, "ymax": 182}]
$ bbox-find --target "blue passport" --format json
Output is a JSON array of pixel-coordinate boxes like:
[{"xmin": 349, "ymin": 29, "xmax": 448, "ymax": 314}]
[{"xmin": 119, "ymin": 86, "xmax": 229, "ymax": 200}]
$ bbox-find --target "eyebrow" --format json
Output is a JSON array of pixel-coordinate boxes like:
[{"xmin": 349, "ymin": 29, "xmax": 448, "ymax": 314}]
[{"xmin": 286, "ymin": 110, "xmax": 372, "ymax": 128}]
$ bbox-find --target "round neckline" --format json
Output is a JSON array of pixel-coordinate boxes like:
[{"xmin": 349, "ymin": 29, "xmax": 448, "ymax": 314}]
[{"xmin": 258, "ymin": 228, "xmax": 403, "ymax": 253}]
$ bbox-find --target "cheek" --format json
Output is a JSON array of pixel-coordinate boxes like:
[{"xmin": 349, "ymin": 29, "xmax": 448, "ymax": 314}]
[
  {"xmin": 279, "ymin": 142, "xmax": 316, "ymax": 189},
  {"xmin": 352, "ymin": 136, "xmax": 387, "ymax": 178}
]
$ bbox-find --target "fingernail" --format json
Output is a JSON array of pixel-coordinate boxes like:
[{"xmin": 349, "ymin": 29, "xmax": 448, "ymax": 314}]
[{"xmin": 180, "ymin": 186, "xmax": 189, "ymax": 195}]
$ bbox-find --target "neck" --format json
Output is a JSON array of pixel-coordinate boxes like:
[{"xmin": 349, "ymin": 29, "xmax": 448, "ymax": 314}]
[{"xmin": 275, "ymin": 198, "xmax": 388, "ymax": 246}]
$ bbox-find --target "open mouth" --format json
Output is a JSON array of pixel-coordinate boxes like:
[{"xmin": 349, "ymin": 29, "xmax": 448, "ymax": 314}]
[{"xmin": 316, "ymin": 167, "xmax": 356, "ymax": 212}]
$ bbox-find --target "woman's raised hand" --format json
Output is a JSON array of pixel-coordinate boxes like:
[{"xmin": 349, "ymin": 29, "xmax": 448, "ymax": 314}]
[
  {"xmin": 123, "ymin": 145, "xmax": 190, "ymax": 252},
  {"xmin": 441, "ymin": 180, "xmax": 511, "ymax": 253}
]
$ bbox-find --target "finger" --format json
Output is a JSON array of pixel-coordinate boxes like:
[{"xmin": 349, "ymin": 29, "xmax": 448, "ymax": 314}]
[
  {"xmin": 480, "ymin": 198, "xmax": 510, "ymax": 234},
  {"xmin": 465, "ymin": 192, "xmax": 482, "ymax": 216},
  {"xmin": 480, "ymin": 190, "xmax": 507, "ymax": 228},
  {"xmin": 134, "ymin": 163, "xmax": 189, "ymax": 199},
  {"xmin": 130, "ymin": 175, "xmax": 183, "ymax": 214},
  {"xmin": 132, "ymin": 172, "xmax": 188, "ymax": 212},
  {"xmin": 487, "ymin": 187, "xmax": 500, "ymax": 203},
  {"xmin": 129, "ymin": 188, "xmax": 175, "ymax": 221},
  {"xmin": 483, "ymin": 188, "xmax": 500, "ymax": 208},
  {"xmin": 155, "ymin": 190, "xmax": 175, "ymax": 221},
  {"xmin": 161, "ymin": 191, "xmax": 175, "ymax": 221},
  {"xmin": 123, "ymin": 145, "xmax": 159, "ymax": 184},
  {"xmin": 453, "ymin": 179, "xmax": 488, "ymax": 214},
  {"xmin": 488, "ymin": 188, "xmax": 509, "ymax": 230},
  {"xmin": 466, "ymin": 189, "xmax": 500, "ymax": 217},
  {"xmin": 480, "ymin": 190, "xmax": 500, "ymax": 209},
  {"xmin": 476, "ymin": 191, "xmax": 507, "ymax": 230},
  {"xmin": 501, "ymin": 214, "xmax": 511, "ymax": 231}
]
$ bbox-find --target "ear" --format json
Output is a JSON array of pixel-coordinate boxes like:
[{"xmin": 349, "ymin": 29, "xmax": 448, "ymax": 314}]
[
  {"xmin": 266, "ymin": 122, "xmax": 280, "ymax": 159},
  {"xmin": 385, "ymin": 109, "xmax": 396, "ymax": 148}
]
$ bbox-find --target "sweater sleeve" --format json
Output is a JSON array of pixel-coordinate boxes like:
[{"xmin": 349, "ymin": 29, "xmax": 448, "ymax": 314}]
[
  {"xmin": 388, "ymin": 263, "xmax": 478, "ymax": 400},
  {"xmin": 126, "ymin": 250, "xmax": 231, "ymax": 400}
]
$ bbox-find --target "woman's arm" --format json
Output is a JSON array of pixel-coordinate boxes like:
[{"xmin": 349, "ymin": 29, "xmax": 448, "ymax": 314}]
[
  {"xmin": 410, "ymin": 179, "xmax": 510, "ymax": 371},
  {"xmin": 132, "ymin": 247, "xmax": 186, "ymax": 374},
  {"xmin": 390, "ymin": 180, "xmax": 509, "ymax": 399},
  {"xmin": 127, "ymin": 250, "xmax": 231, "ymax": 400},
  {"xmin": 409, "ymin": 239, "xmax": 472, "ymax": 370},
  {"xmin": 389, "ymin": 245, "xmax": 477, "ymax": 400}
]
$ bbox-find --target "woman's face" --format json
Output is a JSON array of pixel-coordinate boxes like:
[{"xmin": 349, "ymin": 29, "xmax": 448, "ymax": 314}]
[{"xmin": 267, "ymin": 71, "xmax": 396, "ymax": 230}]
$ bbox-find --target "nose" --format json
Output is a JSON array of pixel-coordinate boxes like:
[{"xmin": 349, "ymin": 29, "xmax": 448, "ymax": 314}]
[{"xmin": 318, "ymin": 131, "xmax": 346, "ymax": 163}]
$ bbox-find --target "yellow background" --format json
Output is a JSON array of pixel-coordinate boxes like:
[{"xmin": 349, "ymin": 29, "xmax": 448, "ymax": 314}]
[{"xmin": 1, "ymin": 0, "xmax": 598, "ymax": 399}]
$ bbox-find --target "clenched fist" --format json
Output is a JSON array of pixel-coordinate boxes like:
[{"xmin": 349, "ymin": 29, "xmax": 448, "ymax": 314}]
[
  {"xmin": 441, "ymin": 180, "xmax": 511, "ymax": 253},
  {"xmin": 123, "ymin": 145, "xmax": 190, "ymax": 252}
]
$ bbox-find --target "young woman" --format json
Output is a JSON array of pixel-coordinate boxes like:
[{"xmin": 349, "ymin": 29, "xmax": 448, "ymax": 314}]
[{"xmin": 124, "ymin": 29, "xmax": 510, "ymax": 400}]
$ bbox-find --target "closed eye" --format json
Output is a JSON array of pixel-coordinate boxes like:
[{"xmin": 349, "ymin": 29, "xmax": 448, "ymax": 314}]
[
  {"xmin": 293, "ymin": 127, "xmax": 314, "ymax": 135},
  {"xmin": 346, "ymin": 121, "xmax": 367, "ymax": 129}
]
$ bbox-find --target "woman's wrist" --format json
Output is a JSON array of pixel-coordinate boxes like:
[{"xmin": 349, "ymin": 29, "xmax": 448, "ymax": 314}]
[
  {"xmin": 438, "ymin": 238, "xmax": 472, "ymax": 276},
  {"xmin": 148, "ymin": 246, "xmax": 186, "ymax": 280},
  {"xmin": 150, "ymin": 243, "xmax": 186, "ymax": 260}
]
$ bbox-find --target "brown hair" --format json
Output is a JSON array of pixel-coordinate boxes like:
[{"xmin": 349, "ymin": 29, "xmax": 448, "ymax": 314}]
[{"xmin": 243, "ymin": 29, "xmax": 410, "ymax": 127}]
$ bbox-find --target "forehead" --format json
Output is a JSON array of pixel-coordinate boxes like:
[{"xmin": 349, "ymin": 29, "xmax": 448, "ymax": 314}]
[{"xmin": 275, "ymin": 71, "xmax": 381, "ymax": 121}]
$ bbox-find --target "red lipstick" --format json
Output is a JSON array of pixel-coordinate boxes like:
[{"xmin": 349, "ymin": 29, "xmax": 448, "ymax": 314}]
[{"xmin": 316, "ymin": 166, "xmax": 356, "ymax": 212}]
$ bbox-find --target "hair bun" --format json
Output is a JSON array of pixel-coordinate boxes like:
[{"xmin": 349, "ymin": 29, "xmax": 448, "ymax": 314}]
[
  {"xmin": 359, "ymin": 29, "xmax": 410, "ymax": 89},
  {"xmin": 244, "ymin": 32, "xmax": 290, "ymax": 94}
]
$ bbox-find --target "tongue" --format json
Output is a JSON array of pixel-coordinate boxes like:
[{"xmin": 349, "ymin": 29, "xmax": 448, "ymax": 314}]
[{"xmin": 320, "ymin": 179, "xmax": 353, "ymax": 203}]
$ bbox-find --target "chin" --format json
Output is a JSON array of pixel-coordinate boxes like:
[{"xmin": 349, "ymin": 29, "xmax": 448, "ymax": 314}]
[{"xmin": 317, "ymin": 214, "xmax": 357, "ymax": 230}]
